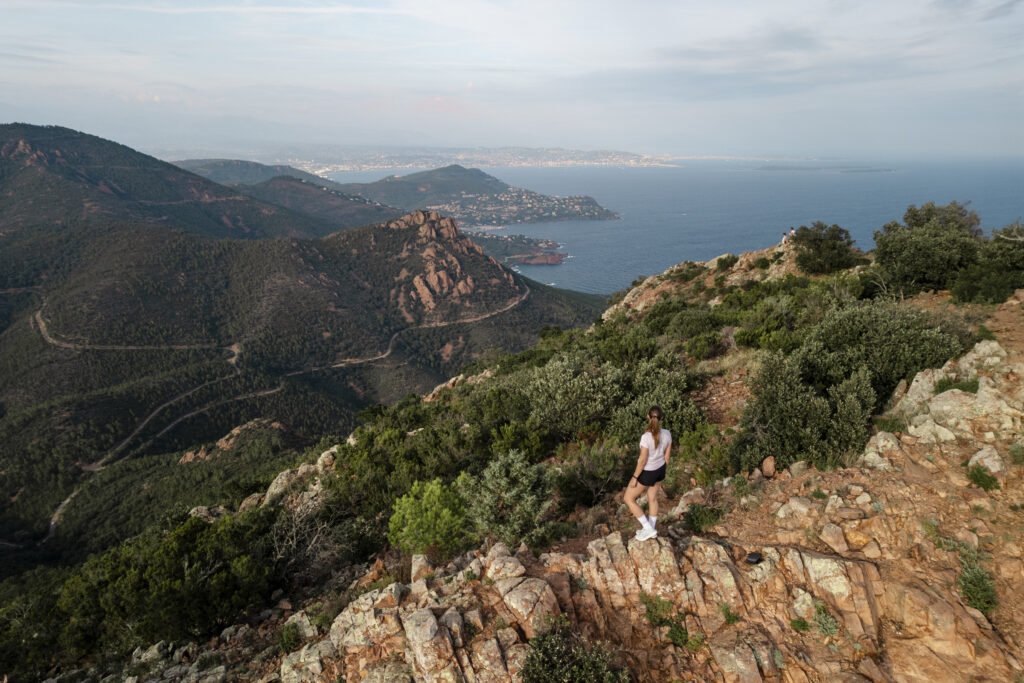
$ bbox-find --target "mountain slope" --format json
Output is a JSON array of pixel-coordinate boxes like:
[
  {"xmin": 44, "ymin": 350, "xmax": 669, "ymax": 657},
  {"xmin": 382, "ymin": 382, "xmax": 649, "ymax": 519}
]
[
  {"xmin": 0, "ymin": 124, "xmax": 333, "ymax": 241},
  {"xmin": 236, "ymin": 176, "xmax": 403, "ymax": 232},
  {"xmin": 336, "ymin": 164, "xmax": 510, "ymax": 207},
  {"xmin": 172, "ymin": 158, "xmax": 339, "ymax": 188}
]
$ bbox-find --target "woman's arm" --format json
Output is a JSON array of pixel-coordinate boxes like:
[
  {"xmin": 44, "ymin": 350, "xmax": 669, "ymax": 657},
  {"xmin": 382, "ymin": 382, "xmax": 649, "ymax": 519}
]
[
  {"xmin": 664, "ymin": 442, "xmax": 671, "ymax": 467},
  {"xmin": 631, "ymin": 447, "xmax": 649, "ymax": 484}
]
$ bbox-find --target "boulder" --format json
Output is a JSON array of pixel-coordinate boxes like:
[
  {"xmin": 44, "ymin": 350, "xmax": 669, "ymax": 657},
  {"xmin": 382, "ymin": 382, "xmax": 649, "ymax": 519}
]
[
  {"xmin": 411, "ymin": 554, "xmax": 433, "ymax": 582},
  {"xmin": 280, "ymin": 640, "xmax": 336, "ymax": 683},
  {"xmin": 967, "ymin": 445, "xmax": 1005, "ymax": 475},
  {"xmin": 502, "ymin": 578, "xmax": 560, "ymax": 638},
  {"xmin": 402, "ymin": 608, "xmax": 459, "ymax": 680}
]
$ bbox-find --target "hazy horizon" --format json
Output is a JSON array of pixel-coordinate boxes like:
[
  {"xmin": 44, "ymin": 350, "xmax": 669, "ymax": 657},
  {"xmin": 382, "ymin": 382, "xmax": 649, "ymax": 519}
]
[{"xmin": 2, "ymin": 0, "xmax": 1022, "ymax": 161}]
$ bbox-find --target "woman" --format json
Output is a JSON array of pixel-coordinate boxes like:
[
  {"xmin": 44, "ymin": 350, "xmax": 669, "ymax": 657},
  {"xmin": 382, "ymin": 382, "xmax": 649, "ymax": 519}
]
[{"xmin": 624, "ymin": 406, "xmax": 671, "ymax": 541}]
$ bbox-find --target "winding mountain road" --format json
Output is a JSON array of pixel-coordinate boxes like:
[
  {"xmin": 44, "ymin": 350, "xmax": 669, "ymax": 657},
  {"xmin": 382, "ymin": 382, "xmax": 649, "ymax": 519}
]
[{"xmin": 30, "ymin": 283, "xmax": 530, "ymax": 544}]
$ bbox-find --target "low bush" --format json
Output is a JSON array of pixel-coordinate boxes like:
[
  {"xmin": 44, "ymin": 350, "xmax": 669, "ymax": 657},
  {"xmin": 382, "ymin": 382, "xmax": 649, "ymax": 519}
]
[
  {"xmin": 388, "ymin": 478, "xmax": 470, "ymax": 562},
  {"xmin": 791, "ymin": 222, "xmax": 859, "ymax": 275},
  {"xmin": 958, "ymin": 547, "xmax": 998, "ymax": 615},
  {"xmin": 729, "ymin": 354, "xmax": 874, "ymax": 472},
  {"xmin": 933, "ymin": 377, "xmax": 979, "ymax": 394},
  {"xmin": 1010, "ymin": 442, "xmax": 1024, "ymax": 465},
  {"xmin": 790, "ymin": 618, "xmax": 810, "ymax": 632},
  {"xmin": 813, "ymin": 601, "xmax": 839, "ymax": 636},
  {"xmin": 717, "ymin": 254, "xmax": 739, "ymax": 271},
  {"xmin": 719, "ymin": 603, "xmax": 740, "ymax": 625},
  {"xmin": 457, "ymin": 450, "xmax": 553, "ymax": 549},
  {"xmin": 967, "ymin": 465, "xmax": 999, "ymax": 491},
  {"xmin": 673, "ymin": 424, "xmax": 729, "ymax": 488},
  {"xmin": 684, "ymin": 503, "xmax": 722, "ymax": 533},
  {"xmin": 753, "ymin": 256, "xmax": 771, "ymax": 270},
  {"xmin": 685, "ymin": 332, "xmax": 722, "ymax": 360},
  {"xmin": 874, "ymin": 415, "xmax": 907, "ymax": 433},
  {"xmin": 554, "ymin": 441, "xmax": 631, "ymax": 508},
  {"xmin": 522, "ymin": 619, "xmax": 630, "ymax": 683},
  {"xmin": 278, "ymin": 623, "xmax": 302, "ymax": 653},
  {"xmin": 874, "ymin": 201, "xmax": 982, "ymax": 294}
]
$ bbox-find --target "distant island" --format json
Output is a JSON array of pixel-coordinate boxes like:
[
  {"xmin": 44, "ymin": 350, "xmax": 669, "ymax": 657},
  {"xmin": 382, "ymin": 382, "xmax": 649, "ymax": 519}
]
[{"xmin": 463, "ymin": 230, "xmax": 569, "ymax": 265}]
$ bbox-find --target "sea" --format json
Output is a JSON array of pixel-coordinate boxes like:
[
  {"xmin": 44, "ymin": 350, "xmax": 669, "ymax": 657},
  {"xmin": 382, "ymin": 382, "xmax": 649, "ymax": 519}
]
[{"xmin": 329, "ymin": 160, "xmax": 1024, "ymax": 295}]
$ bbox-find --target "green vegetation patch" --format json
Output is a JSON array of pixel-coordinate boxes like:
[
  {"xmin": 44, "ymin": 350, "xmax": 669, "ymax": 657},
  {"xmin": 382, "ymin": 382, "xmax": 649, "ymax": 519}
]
[
  {"xmin": 522, "ymin": 618, "xmax": 630, "ymax": 683},
  {"xmin": 933, "ymin": 377, "xmax": 979, "ymax": 394},
  {"xmin": 967, "ymin": 465, "xmax": 1000, "ymax": 491}
]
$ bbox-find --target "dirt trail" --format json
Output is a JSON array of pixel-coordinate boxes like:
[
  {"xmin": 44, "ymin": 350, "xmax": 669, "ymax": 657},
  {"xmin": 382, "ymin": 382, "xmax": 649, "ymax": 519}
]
[
  {"xmin": 33, "ymin": 309, "xmax": 224, "ymax": 352},
  {"xmin": 984, "ymin": 290, "xmax": 1024, "ymax": 363},
  {"xmin": 287, "ymin": 285, "xmax": 530, "ymax": 376}
]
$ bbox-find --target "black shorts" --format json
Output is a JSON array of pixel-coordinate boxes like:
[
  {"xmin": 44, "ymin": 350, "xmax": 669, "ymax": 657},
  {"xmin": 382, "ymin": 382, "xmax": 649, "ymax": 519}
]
[{"xmin": 637, "ymin": 464, "xmax": 666, "ymax": 487}]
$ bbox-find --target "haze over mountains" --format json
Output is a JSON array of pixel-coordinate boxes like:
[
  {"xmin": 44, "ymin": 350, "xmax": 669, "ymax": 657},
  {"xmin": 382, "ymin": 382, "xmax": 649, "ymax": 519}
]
[{"xmin": 0, "ymin": 124, "xmax": 603, "ymax": 557}]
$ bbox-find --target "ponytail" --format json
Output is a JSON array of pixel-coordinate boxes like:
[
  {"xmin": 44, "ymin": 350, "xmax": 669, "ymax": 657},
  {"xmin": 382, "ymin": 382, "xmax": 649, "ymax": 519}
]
[{"xmin": 647, "ymin": 406, "xmax": 664, "ymax": 448}]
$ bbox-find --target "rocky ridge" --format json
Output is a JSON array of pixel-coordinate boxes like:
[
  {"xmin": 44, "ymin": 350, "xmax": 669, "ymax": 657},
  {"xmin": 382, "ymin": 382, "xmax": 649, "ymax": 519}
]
[
  {"xmin": 604, "ymin": 240, "xmax": 804, "ymax": 320},
  {"xmin": 75, "ymin": 308, "xmax": 1024, "ymax": 683}
]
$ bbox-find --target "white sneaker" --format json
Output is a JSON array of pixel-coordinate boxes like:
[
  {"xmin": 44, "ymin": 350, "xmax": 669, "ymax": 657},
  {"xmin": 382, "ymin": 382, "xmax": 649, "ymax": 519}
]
[{"xmin": 635, "ymin": 527, "xmax": 658, "ymax": 541}]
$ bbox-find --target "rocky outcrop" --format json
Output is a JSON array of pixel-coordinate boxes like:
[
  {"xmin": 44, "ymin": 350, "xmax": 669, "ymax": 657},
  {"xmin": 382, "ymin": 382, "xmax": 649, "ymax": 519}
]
[
  {"xmin": 604, "ymin": 241, "xmax": 805, "ymax": 319},
  {"xmin": 385, "ymin": 210, "xmax": 519, "ymax": 322}
]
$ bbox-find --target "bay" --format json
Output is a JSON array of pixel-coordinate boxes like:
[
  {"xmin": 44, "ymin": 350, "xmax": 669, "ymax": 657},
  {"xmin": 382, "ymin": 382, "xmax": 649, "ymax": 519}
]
[{"xmin": 331, "ymin": 160, "xmax": 1024, "ymax": 295}]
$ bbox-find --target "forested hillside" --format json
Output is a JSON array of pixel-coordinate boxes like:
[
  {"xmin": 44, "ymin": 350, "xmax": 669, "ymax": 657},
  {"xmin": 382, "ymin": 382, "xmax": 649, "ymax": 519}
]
[
  {"xmin": 236, "ymin": 176, "xmax": 403, "ymax": 231},
  {"xmin": 0, "ymin": 124, "xmax": 333, "ymax": 244},
  {"xmin": 172, "ymin": 158, "xmax": 341, "ymax": 188}
]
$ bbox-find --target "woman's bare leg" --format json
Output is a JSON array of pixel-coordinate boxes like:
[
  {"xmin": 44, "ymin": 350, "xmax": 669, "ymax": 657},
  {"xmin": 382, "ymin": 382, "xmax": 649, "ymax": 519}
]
[
  {"xmin": 648, "ymin": 482, "xmax": 662, "ymax": 519},
  {"xmin": 624, "ymin": 480, "xmax": 648, "ymax": 519}
]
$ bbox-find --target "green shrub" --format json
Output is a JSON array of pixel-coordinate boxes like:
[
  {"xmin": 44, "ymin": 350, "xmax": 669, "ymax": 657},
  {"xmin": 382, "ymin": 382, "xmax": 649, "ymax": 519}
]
[
  {"xmin": 522, "ymin": 619, "xmax": 630, "ymax": 683},
  {"xmin": 792, "ymin": 301, "xmax": 962, "ymax": 413},
  {"xmin": 56, "ymin": 511, "xmax": 276, "ymax": 656},
  {"xmin": 685, "ymin": 332, "xmax": 721, "ymax": 360},
  {"xmin": 196, "ymin": 652, "xmax": 221, "ymax": 671},
  {"xmin": 278, "ymin": 623, "xmax": 302, "ymax": 653},
  {"xmin": 666, "ymin": 308, "xmax": 723, "ymax": 339},
  {"xmin": 730, "ymin": 354, "xmax": 874, "ymax": 472},
  {"xmin": 1010, "ymin": 443, "xmax": 1024, "ymax": 465},
  {"xmin": 639, "ymin": 591, "xmax": 674, "ymax": 627},
  {"xmin": 791, "ymin": 222, "xmax": 859, "ymax": 274},
  {"xmin": 958, "ymin": 549, "xmax": 998, "ymax": 615},
  {"xmin": 933, "ymin": 377, "xmax": 979, "ymax": 394},
  {"xmin": 976, "ymin": 325, "xmax": 997, "ymax": 341},
  {"xmin": 388, "ymin": 478, "xmax": 470, "ymax": 562},
  {"xmin": 951, "ymin": 225, "xmax": 1024, "ymax": 303},
  {"xmin": 967, "ymin": 465, "xmax": 999, "ymax": 491},
  {"xmin": 554, "ymin": 441, "xmax": 631, "ymax": 508},
  {"xmin": 874, "ymin": 415, "xmax": 907, "ymax": 433},
  {"xmin": 874, "ymin": 201, "xmax": 981, "ymax": 294},
  {"xmin": 813, "ymin": 601, "xmax": 839, "ymax": 636},
  {"xmin": 674, "ymin": 424, "xmax": 729, "ymax": 489},
  {"xmin": 719, "ymin": 603, "xmax": 740, "ymax": 625},
  {"xmin": 717, "ymin": 254, "xmax": 739, "ymax": 271},
  {"xmin": 684, "ymin": 503, "xmax": 722, "ymax": 533},
  {"xmin": 457, "ymin": 450, "xmax": 553, "ymax": 548},
  {"xmin": 790, "ymin": 618, "xmax": 810, "ymax": 632},
  {"xmin": 753, "ymin": 257, "xmax": 771, "ymax": 270}
]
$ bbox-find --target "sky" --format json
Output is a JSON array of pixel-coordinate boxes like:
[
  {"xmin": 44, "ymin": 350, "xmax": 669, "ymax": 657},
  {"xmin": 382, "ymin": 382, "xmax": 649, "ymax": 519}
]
[{"xmin": 1, "ymin": 0, "xmax": 1022, "ymax": 159}]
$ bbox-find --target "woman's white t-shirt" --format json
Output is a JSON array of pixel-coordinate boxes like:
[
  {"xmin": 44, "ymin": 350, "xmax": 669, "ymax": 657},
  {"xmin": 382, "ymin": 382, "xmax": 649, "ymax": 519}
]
[{"xmin": 639, "ymin": 429, "xmax": 671, "ymax": 470}]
